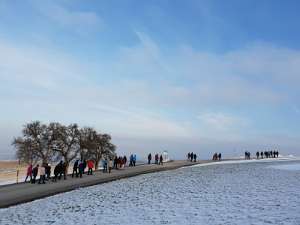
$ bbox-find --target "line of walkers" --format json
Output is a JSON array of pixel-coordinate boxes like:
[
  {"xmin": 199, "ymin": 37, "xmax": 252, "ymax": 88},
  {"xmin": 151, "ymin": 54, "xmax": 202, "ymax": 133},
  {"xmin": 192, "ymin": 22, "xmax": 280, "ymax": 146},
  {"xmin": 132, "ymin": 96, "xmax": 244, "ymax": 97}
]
[
  {"xmin": 71, "ymin": 159, "xmax": 95, "ymax": 178},
  {"xmin": 25, "ymin": 162, "xmax": 53, "ymax": 184},
  {"xmin": 256, "ymin": 150, "xmax": 279, "ymax": 159},
  {"xmin": 102, "ymin": 155, "xmax": 128, "ymax": 173},
  {"xmin": 24, "ymin": 154, "xmax": 132, "ymax": 184},
  {"xmin": 147, "ymin": 153, "xmax": 164, "ymax": 165},
  {"xmin": 187, "ymin": 152, "xmax": 197, "ymax": 162}
]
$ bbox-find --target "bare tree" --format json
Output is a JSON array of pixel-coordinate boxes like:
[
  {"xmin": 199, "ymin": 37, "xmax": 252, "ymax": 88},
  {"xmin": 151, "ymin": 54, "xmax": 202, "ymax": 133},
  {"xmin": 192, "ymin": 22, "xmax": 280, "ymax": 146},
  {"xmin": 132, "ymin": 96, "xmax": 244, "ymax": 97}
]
[
  {"xmin": 12, "ymin": 138, "xmax": 39, "ymax": 164},
  {"xmin": 12, "ymin": 121, "xmax": 54, "ymax": 164},
  {"xmin": 50, "ymin": 123, "xmax": 80, "ymax": 172},
  {"xmin": 91, "ymin": 133, "xmax": 116, "ymax": 169},
  {"xmin": 12, "ymin": 121, "xmax": 116, "ymax": 170},
  {"xmin": 79, "ymin": 127, "xmax": 98, "ymax": 161}
]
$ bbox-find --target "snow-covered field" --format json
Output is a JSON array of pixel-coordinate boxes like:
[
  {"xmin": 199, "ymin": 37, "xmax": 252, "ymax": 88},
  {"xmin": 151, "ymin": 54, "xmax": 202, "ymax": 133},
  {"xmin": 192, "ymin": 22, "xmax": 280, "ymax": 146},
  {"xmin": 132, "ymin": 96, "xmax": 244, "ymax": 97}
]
[{"xmin": 1, "ymin": 159, "xmax": 300, "ymax": 225}]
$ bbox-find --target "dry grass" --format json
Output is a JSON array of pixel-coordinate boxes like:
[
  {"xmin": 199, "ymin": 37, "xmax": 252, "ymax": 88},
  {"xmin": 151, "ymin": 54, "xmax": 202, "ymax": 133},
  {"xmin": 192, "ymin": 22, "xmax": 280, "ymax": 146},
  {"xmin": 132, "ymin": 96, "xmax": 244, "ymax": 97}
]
[{"xmin": 0, "ymin": 161, "xmax": 27, "ymax": 182}]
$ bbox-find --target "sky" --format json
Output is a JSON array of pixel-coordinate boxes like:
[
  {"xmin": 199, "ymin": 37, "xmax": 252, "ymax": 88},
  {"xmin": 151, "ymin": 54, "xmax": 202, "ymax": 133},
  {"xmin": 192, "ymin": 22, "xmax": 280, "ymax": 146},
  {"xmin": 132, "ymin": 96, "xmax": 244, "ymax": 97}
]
[{"xmin": 1, "ymin": 0, "xmax": 300, "ymax": 160}]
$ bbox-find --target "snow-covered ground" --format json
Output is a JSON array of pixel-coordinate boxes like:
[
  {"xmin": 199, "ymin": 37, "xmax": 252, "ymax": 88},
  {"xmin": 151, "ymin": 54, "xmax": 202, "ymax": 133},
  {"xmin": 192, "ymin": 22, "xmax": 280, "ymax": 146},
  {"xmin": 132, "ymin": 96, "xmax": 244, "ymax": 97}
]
[{"xmin": 1, "ymin": 159, "xmax": 300, "ymax": 225}]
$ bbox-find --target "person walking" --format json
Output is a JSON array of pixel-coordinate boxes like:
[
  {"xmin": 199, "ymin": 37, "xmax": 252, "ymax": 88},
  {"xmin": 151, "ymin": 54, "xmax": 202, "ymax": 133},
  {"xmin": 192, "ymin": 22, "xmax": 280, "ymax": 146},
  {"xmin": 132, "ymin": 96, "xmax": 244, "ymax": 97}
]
[
  {"xmin": 72, "ymin": 159, "xmax": 79, "ymax": 178},
  {"xmin": 123, "ymin": 155, "xmax": 127, "ymax": 166},
  {"xmin": 148, "ymin": 153, "xmax": 152, "ymax": 164},
  {"xmin": 83, "ymin": 160, "xmax": 87, "ymax": 174},
  {"xmin": 53, "ymin": 162, "xmax": 61, "ymax": 182},
  {"xmin": 155, "ymin": 154, "xmax": 159, "ymax": 164},
  {"xmin": 45, "ymin": 163, "xmax": 51, "ymax": 180},
  {"xmin": 78, "ymin": 161, "xmax": 84, "ymax": 178},
  {"xmin": 25, "ymin": 164, "xmax": 33, "ymax": 183},
  {"xmin": 108, "ymin": 158, "xmax": 113, "ymax": 173},
  {"xmin": 159, "ymin": 155, "xmax": 163, "ymax": 165},
  {"xmin": 38, "ymin": 164, "xmax": 46, "ymax": 184},
  {"xmin": 133, "ymin": 154, "xmax": 137, "ymax": 166},
  {"xmin": 114, "ymin": 156, "xmax": 118, "ymax": 169},
  {"xmin": 103, "ymin": 158, "xmax": 108, "ymax": 173},
  {"xmin": 62, "ymin": 161, "xmax": 67, "ymax": 180},
  {"xmin": 87, "ymin": 160, "xmax": 94, "ymax": 175},
  {"xmin": 31, "ymin": 164, "xmax": 39, "ymax": 184},
  {"xmin": 194, "ymin": 154, "xmax": 197, "ymax": 162}
]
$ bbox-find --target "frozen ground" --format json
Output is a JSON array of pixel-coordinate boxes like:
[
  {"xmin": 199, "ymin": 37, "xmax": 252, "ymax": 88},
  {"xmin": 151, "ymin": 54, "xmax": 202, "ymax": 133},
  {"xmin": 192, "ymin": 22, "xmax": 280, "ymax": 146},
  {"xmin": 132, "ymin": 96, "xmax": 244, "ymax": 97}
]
[{"xmin": 1, "ymin": 159, "xmax": 300, "ymax": 225}]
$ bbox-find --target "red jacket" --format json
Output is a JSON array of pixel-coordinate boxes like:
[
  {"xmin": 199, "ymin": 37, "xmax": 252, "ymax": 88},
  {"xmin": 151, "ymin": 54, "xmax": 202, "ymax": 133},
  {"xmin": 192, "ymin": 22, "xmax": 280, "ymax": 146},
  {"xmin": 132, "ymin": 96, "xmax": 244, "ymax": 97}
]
[
  {"xmin": 87, "ymin": 160, "xmax": 94, "ymax": 169},
  {"xmin": 27, "ymin": 165, "xmax": 33, "ymax": 175}
]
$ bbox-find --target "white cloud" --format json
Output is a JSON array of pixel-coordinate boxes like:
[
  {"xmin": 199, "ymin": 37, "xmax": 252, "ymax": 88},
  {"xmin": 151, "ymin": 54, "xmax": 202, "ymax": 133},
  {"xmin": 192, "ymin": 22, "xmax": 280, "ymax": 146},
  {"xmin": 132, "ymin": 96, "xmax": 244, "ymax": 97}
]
[
  {"xmin": 31, "ymin": 0, "xmax": 102, "ymax": 34},
  {"xmin": 2, "ymin": 31, "xmax": 300, "ymax": 158},
  {"xmin": 197, "ymin": 112, "xmax": 249, "ymax": 131}
]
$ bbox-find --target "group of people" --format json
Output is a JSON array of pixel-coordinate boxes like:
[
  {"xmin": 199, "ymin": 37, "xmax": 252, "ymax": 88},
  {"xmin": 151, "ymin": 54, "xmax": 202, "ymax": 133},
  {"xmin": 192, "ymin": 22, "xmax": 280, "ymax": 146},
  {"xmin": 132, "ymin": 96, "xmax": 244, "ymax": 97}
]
[
  {"xmin": 24, "ymin": 152, "xmax": 170, "ymax": 184},
  {"xmin": 187, "ymin": 152, "xmax": 197, "ymax": 162},
  {"xmin": 71, "ymin": 159, "xmax": 95, "ymax": 178},
  {"xmin": 148, "ymin": 153, "xmax": 164, "ymax": 165},
  {"xmin": 129, "ymin": 154, "xmax": 137, "ymax": 166},
  {"xmin": 245, "ymin": 151, "xmax": 251, "ymax": 160},
  {"xmin": 25, "ymin": 163, "xmax": 53, "ymax": 184},
  {"xmin": 212, "ymin": 153, "xmax": 222, "ymax": 161},
  {"xmin": 256, "ymin": 150, "xmax": 280, "ymax": 159}
]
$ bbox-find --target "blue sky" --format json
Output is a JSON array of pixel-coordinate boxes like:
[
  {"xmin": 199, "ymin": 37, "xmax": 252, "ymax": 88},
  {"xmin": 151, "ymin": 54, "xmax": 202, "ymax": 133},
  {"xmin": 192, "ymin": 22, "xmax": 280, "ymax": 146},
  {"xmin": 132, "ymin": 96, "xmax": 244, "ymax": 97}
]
[{"xmin": 1, "ymin": 0, "xmax": 300, "ymax": 159}]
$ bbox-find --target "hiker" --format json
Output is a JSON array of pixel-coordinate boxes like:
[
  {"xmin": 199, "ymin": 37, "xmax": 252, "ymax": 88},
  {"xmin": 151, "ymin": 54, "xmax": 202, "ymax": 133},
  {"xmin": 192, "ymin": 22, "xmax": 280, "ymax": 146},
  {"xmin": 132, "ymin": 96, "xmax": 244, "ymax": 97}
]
[
  {"xmin": 129, "ymin": 154, "xmax": 133, "ymax": 167},
  {"xmin": 72, "ymin": 159, "xmax": 79, "ymax": 178},
  {"xmin": 38, "ymin": 164, "xmax": 46, "ymax": 184},
  {"xmin": 31, "ymin": 164, "xmax": 39, "ymax": 184},
  {"xmin": 103, "ymin": 158, "xmax": 108, "ymax": 173},
  {"xmin": 62, "ymin": 161, "xmax": 67, "ymax": 180},
  {"xmin": 155, "ymin": 154, "xmax": 159, "ymax": 164},
  {"xmin": 159, "ymin": 155, "xmax": 163, "ymax": 165},
  {"xmin": 25, "ymin": 164, "xmax": 33, "ymax": 183},
  {"xmin": 133, "ymin": 154, "xmax": 137, "ymax": 166},
  {"xmin": 83, "ymin": 160, "xmax": 87, "ymax": 174},
  {"xmin": 78, "ymin": 161, "xmax": 84, "ymax": 178},
  {"xmin": 108, "ymin": 158, "xmax": 113, "ymax": 173},
  {"xmin": 118, "ymin": 156, "xmax": 122, "ymax": 168},
  {"xmin": 114, "ymin": 156, "xmax": 118, "ymax": 169},
  {"xmin": 123, "ymin": 155, "xmax": 127, "ymax": 166},
  {"xmin": 87, "ymin": 160, "xmax": 94, "ymax": 175},
  {"xmin": 190, "ymin": 152, "xmax": 194, "ymax": 162},
  {"xmin": 148, "ymin": 153, "xmax": 152, "ymax": 164},
  {"xmin": 45, "ymin": 163, "xmax": 51, "ymax": 180},
  {"xmin": 187, "ymin": 152, "xmax": 191, "ymax": 161},
  {"xmin": 56, "ymin": 161, "xmax": 63, "ymax": 180},
  {"xmin": 53, "ymin": 163, "xmax": 60, "ymax": 182}
]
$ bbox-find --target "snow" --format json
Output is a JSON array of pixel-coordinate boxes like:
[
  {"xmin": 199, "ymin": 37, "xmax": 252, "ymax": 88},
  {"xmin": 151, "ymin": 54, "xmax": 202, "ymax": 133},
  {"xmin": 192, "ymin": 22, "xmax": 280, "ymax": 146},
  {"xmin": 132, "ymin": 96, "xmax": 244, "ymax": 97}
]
[{"xmin": 1, "ymin": 160, "xmax": 300, "ymax": 225}]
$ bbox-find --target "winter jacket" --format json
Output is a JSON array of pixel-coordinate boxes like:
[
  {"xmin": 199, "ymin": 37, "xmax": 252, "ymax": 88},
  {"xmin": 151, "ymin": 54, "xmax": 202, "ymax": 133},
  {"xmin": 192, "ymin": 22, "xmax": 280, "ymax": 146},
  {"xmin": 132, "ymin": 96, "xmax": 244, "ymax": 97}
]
[
  {"xmin": 87, "ymin": 160, "xmax": 94, "ymax": 169},
  {"xmin": 39, "ymin": 166, "xmax": 45, "ymax": 176},
  {"xmin": 32, "ymin": 167, "xmax": 38, "ymax": 177},
  {"xmin": 27, "ymin": 165, "xmax": 33, "ymax": 176}
]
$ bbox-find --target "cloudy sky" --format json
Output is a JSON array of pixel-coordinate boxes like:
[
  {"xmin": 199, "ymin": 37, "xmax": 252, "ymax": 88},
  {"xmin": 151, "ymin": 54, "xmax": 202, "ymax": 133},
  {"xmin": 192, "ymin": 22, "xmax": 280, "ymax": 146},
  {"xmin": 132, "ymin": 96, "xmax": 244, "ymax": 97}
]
[{"xmin": 1, "ymin": 0, "xmax": 300, "ymax": 159}]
